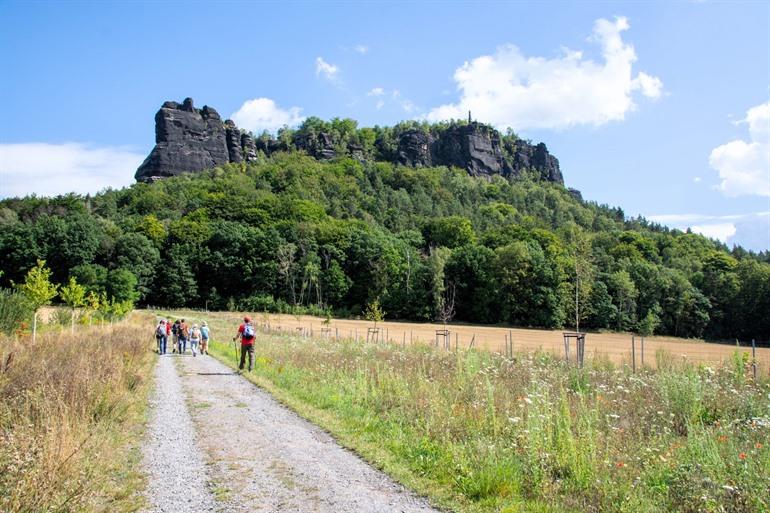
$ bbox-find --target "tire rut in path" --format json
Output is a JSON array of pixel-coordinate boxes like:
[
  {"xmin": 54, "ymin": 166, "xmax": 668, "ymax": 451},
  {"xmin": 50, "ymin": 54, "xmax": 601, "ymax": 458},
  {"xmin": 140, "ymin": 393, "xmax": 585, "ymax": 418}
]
[
  {"xmin": 141, "ymin": 355, "xmax": 218, "ymax": 512},
  {"xmin": 178, "ymin": 352, "xmax": 442, "ymax": 513}
]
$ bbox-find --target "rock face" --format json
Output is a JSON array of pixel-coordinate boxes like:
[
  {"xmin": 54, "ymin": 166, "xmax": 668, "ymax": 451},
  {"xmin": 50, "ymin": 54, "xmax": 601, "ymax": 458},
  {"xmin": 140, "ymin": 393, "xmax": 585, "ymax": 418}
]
[
  {"xmin": 435, "ymin": 123, "xmax": 505, "ymax": 177},
  {"xmin": 397, "ymin": 130, "xmax": 434, "ymax": 167},
  {"xmin": 135, "ymin": 98, "xmax": 233, "ymax": 182},
  {"xmin": 136, "ymin": 98, "xmax": 564, "ymax": 186},
  {"xmin": 395, "ymin": 122, "xmax": 563, "ymax": 183},
  {"xmin": 224, "ymin": 120, "xmax": 243, "ymax": 164}
]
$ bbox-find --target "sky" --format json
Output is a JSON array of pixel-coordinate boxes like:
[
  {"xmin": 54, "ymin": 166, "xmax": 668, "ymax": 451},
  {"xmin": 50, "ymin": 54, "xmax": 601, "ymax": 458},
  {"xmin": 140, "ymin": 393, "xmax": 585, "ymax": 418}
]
[{"xmin": 0, "ymin": 1, "xmax": 768, "ymax": 250}]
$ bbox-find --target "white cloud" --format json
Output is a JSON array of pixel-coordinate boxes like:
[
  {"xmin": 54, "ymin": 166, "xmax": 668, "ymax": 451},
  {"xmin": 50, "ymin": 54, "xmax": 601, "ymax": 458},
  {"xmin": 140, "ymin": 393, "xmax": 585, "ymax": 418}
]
[
  {"xmin": 315, "ymin": 57, "xmax": 340, "ymax": 80},
  {"xmin": 0, "ymin": 143, "xmax": 142, "ymax": 198},
  {"xmin": 230, "ymin": 98, "xmax": 305, "ymax": 133},
  {"xmin": 426, "ymin": 16, "xmax": 662, "ymax": 130},
  {"xmin": 646, "ymin": 211, "xmax": 770, "ymax": 250},
  {"xmin": 690, "ymin": 223, "xmax": 737, "ymax": 242},
  {"xmin": 367, "ymin": 87, "xmax": 385, "ymax": 97},
  {"xmin": 709, "ymin": 101, "xmax": 770, "ymax": 197},
  {"xmin": 376, "ymin": 100, "xmax": 385, "ymax": 110},
  {"xmin": 354, "ymin": 45, "xmax": 369, "ymax": 55},
  {"xmin": 693, "ymin": 176, "xmax": 702, "ymax": 183}
]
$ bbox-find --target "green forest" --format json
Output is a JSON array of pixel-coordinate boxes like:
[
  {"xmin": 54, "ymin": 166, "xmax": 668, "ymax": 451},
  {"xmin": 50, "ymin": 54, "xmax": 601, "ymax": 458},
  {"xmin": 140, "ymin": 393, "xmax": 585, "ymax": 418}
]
[{"xmin": 1, "ymin": 150, "xmax": 768, "ymax": 340}]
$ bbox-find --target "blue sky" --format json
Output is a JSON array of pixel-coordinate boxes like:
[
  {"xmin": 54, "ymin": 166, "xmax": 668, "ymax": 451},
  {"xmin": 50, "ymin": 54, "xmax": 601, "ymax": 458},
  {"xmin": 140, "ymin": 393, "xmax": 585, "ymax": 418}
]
[{"xmin": 1, "ymin": 1, "xmax": 768, "ymax": 250}]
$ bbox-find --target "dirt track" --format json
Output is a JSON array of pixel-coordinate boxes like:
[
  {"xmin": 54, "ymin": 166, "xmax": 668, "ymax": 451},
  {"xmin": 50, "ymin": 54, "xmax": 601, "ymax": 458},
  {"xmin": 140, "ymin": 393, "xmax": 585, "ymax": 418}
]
[
  {"xmin": 141, "ymin": 351, "xmax": 441, "ymax": 513},
  {"xmin": 172, "ymin": 310, "xmax": 770, "ymax": 374}
]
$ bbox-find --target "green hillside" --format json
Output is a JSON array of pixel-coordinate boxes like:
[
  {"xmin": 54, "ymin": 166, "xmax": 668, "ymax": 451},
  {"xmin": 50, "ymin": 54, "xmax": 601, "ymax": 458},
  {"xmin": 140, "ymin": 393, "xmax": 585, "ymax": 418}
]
[{"xmin": 1, "ymin": 151, "xmax": 768, "ymax": 340}]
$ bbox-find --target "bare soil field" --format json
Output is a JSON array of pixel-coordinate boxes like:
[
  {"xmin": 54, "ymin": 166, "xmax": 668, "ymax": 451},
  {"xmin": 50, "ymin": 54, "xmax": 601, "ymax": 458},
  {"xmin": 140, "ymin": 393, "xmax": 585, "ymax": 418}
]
[{"xmin": 167, "ymin": 309, "xmax": 770, "ymax": 374}]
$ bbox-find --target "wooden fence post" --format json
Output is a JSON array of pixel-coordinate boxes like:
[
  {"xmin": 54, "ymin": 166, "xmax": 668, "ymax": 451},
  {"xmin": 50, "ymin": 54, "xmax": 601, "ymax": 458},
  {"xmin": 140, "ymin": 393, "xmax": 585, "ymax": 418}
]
[{"xmin": 631, "ymin": 336, "xmax": 636, "ymax": 373}]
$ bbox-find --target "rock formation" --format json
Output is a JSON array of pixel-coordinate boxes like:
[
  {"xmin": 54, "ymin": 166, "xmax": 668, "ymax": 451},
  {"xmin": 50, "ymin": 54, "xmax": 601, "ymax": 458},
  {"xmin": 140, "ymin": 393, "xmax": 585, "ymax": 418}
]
[
  {"xmin": 136, "ymin": 98, "xmax": 564, "ymax": 186},
  {"xmin": 435, "ymin": 123, "xmax": 506, "ymax": 177},
  {"xmin": 397, "ymin": 130, "xmax": 434, "ymax": 167},
  {"xmin": 135, "ymin": 98, "xmax": 234, "ymax": 182}
]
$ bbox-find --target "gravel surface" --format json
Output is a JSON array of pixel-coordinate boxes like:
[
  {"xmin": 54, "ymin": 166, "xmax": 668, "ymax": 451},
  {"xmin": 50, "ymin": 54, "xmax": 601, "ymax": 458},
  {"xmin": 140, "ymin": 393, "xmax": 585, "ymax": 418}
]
[
  {"xmin": 177, "ymin": 352, "xmax": 442, "ymax": 513},
  {"xmin": 141, "ymin": 355, "xmax": 218, "ymax": 513}
]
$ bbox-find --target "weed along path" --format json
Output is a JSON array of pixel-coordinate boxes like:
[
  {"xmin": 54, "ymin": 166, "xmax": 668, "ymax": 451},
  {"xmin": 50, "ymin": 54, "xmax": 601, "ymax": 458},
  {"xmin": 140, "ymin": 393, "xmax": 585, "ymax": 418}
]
[{"xmin": 142, "ymin": 351, "xmax": 441, "ymax": 513}]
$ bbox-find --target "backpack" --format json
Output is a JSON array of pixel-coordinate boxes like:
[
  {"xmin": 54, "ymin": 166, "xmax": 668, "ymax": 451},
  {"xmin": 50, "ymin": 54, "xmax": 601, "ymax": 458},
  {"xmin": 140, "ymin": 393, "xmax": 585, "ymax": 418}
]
[
  {"xmin": 156, "ymin": 324, "xmax": 165, "ymax": 336},
  {"xmin": 171, "ymin": 323, "xmax": 179, "ymax": 335},
  {"xmin": 242, "ymin": 323, "xmax": 255, "ymax": 339},
  {"xmin": 190, "ymin": 327, "xmax": 200, "ymax": 340}
]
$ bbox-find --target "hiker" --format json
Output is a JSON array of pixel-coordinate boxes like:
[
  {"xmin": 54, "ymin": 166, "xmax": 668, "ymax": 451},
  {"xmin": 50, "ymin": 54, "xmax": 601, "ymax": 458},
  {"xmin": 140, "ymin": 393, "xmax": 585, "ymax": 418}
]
[
  {"xmin": 200, "ymin": 321, "xmax": 210, "ymax": 355},
  {"xmin": 178, "ymin": 319, "xmax": 189, "ymax": 354},
  {"xmin": 233, "ymin": 316, "xmax": 256, "ymax": 372},
  {"xmin": 171, "ymin": 319, "xmax": 181, "ymax": 353},
  {"xmin": 155, "ymin": 319, "xmax": 167, "ymax": 354},
  {"xmin": 189, "ymin": 323, "xmax": 202, "ymax": 357}
]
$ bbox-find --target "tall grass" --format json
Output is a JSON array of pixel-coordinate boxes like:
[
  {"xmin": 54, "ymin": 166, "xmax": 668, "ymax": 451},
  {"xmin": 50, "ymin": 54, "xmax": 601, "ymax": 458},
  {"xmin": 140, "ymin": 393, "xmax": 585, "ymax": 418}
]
[
  {"xmin": 183, "ymin": 310, "xmax": 769, "ymax": 513},
  {"xmin": 0, "ymin": 316, "xmax": 153, "ymax": 513}
]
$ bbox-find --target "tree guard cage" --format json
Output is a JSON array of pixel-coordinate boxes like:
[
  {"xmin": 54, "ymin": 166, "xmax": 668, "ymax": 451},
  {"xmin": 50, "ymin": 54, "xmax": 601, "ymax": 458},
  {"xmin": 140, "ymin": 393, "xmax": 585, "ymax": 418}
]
[
  {"xmin": 435, "ymin": 329, "xmax": 451, "ymax": 350},
  {"xmin": 366, "ymin": 327, "xmax": 380, "ymax": 343},
  {"xmin": 562, "ymin": 332, "xmax": 586, "ymax": 367}
]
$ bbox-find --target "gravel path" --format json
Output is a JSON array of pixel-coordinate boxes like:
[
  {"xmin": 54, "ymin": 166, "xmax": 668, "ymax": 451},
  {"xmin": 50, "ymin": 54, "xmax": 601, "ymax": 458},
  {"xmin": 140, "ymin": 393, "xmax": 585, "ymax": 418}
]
[
  {"xmin": 141, "ymin": 355, "xmax": 218, "ymax": 513},
  {"xmin": 175, "ymin": 352, "xmax": 442, "ymax": 513}
]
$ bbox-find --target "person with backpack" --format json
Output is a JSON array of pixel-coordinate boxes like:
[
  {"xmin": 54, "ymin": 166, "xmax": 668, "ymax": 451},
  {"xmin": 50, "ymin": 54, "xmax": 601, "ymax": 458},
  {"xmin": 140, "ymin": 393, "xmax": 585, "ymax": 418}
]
[
  {"xmin": 200, "ymin": 321, "xmax": 210, "ymax": 355},
  {"xmin": 155, "ymin": 319, "xmax": 167, "ymax": 354},
  {"xmin": 171, "ymin": 319, "xmax": 180, "ymax": 353},
  {"xmin": 178, "ymin": 319, "xmax": 189, "ymax": 354},
  {"xmin": 233, "ymin": 316, "xmax": 255, "ymax": 372},
  {"xmin": 189, "ymin": 323, "xmax": 202, "ymax": 357}
]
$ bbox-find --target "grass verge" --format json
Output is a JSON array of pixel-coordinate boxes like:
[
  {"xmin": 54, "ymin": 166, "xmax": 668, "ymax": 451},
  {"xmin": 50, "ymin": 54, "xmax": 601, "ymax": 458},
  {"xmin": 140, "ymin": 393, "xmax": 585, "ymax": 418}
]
[
  {"xmin": 169, "ymin": 311, "xmax": 770, "ymax": 513},
  {"xmin": 0, "ymin": 313, "xmax": 155, "ymax": 513}
]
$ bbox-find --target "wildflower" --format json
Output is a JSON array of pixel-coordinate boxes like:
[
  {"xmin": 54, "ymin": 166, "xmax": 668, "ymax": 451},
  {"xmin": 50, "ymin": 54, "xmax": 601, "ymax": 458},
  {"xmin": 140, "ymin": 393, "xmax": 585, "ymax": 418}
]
[
  {"xmin": 616, "ymin": 461, "xmax": 625, "ymax": 468},
  {"xmin": 755, "ymin": 443, "xmax": 763, "ymax": 449},
  {"xmin": 718, "ymin": 435, "xmax": 728, "ymax": 443},
  {"xmin": 739, "ymin": 452, "xmax": 747, "ymax": 460}
]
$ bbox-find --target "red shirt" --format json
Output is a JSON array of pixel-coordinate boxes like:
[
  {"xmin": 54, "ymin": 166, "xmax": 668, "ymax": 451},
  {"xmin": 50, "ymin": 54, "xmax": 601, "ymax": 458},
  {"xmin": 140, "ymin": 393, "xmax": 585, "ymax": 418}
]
[{"xmin": 238, "ymin": 324, "xmax": 254, "ymax": 346}]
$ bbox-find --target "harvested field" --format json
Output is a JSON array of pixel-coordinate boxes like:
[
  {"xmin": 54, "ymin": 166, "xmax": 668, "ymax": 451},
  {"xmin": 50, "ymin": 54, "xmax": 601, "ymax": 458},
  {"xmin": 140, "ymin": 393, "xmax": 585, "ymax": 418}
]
[{"xmin": 162, "ymin": 310, "xmax": 770, "ymax": 374}]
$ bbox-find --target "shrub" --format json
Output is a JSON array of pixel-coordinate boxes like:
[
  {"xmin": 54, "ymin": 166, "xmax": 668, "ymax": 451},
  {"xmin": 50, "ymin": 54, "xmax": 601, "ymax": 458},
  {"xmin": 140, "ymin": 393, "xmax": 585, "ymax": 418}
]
[{"xmin": 0, "ymin": 288, "xmax": 32, "ymax": 335}]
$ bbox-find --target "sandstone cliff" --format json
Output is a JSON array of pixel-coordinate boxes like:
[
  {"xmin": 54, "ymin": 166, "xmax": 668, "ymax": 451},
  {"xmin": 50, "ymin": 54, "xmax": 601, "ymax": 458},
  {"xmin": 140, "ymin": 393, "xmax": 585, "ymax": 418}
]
[{"xmin": 135, "ymin": 98, "xmax": 564, "ymax": 186}]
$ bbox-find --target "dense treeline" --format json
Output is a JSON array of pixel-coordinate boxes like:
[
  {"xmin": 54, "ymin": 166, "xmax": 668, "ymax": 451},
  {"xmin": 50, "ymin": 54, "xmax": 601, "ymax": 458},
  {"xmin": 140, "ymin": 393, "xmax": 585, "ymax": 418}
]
[{"xmin": 1, "ymin": 152, "xmax": 768, "ymax": 340}]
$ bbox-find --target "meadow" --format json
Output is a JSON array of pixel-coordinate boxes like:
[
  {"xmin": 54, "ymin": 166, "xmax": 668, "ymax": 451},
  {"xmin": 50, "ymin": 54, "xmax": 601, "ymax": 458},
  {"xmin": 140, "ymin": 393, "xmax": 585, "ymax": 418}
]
[
  {"xmin": 173, "ymin": 309, "xmax": 770, "ymax": 513},
  {"xmin": 0, "ymin": 314, "xmax": 153, "ymax": 513}
]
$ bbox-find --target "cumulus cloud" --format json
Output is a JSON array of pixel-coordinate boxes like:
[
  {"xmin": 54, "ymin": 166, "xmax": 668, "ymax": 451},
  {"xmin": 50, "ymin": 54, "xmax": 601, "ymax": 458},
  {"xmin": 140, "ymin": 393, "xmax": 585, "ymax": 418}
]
[
  {"xmin": 647, "ymin": 211, "xmax": 770, "ymax": 250},
  {"xmin": 426, "ymin": 16, "xmax": 662, "ymax": 130},
  {"xmin": 0, "ymin": 143, "xmax": 142, "ymax": 198},
  {"xmin": 689, "ymin": 222, "xmax": 737, "ymax": 242},
  {"xmin": 366, "ymin": 88, "xmax": 416, "ymax": 112},
  {"xmin": 315, "ymin": 57, "xmax": 340, "ymax": 80},
  {"xmin": 709, "ymin": 101, "xmax": 770, "ymax": 197},
  {"xmin": 230, "ymin": 98, "xmax": 305, "ymax": 133}
]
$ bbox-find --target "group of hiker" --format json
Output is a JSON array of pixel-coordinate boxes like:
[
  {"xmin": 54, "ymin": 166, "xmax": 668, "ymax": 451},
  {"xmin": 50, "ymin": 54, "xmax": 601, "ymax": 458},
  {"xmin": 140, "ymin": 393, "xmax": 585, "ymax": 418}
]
[
  {"xmin": 154, "ymin": 318, "xmax": 210, "ymax": 357},
  {"xmin": 153, "ymin": 315, "xmax": 256, "ymax": 372}
]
